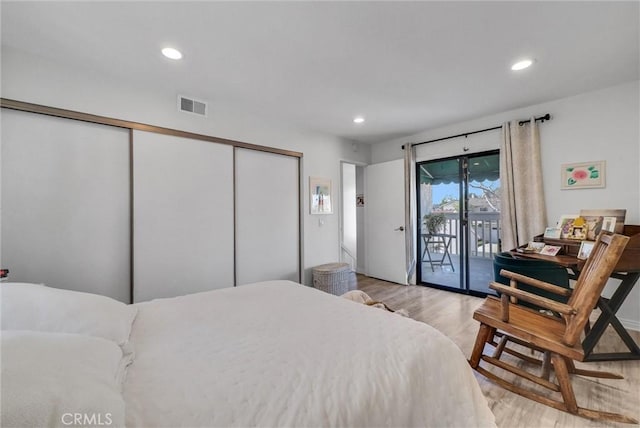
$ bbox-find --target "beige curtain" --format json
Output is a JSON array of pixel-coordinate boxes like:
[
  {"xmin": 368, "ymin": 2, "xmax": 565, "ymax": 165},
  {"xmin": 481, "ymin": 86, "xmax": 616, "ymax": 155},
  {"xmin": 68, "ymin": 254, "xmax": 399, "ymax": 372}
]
[
  {"xmin": 404, "ymin": 143, "xmax": 416, "ymax": 285},
  {"xmin": 500, "ymin": 119, "xmax": 547, "ymax": 250}
]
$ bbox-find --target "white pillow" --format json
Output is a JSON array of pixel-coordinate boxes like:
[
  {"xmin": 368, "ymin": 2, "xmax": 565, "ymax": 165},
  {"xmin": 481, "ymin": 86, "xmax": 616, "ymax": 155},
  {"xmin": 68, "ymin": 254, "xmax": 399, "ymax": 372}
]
[
  {"xmin": 1, "ymin": 330, "xmax": 126, "ymax": 428},
  {"xmin": 1, "ymin": 282, "xmax": 137, "ymax": 346}
]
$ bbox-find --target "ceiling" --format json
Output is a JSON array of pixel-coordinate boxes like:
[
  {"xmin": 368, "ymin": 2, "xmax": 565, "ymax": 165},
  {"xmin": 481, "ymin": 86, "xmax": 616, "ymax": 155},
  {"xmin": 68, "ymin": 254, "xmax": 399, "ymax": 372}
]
[{"xmin": 2, "ymin": 1, "xmax": 638, "ymax": 144}]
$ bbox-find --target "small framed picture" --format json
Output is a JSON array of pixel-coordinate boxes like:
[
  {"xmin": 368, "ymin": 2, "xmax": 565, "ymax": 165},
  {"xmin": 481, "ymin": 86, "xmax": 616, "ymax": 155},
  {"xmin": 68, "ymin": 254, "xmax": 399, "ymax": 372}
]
[
  {"xmin": 602, "ymin": 216, "xmax": 617, "ymax": 232},
  {"xmin": 568, "ymin": 225, "xmax": 587, "ymax": 240},
  {"xmin": 543, "ymin": 227, "xmax": 562, "ymax": 239},
  {"xmin": 528, "ymin": 242, "xmax": 546, "ymax": 253},
  {"xmin": 578, "ymin": 241, "xmax": 595, "ymax": 260},
  {"xmin": 540, "ymin": 245, "xmax": 562, "ymax": 256},
  {"xmin": 310, "ymin": 177, "xmax": 332, "ymax": 214},
  {"xmin": 557, "ymin": 215, "xmax": 578, "ymax": 239},
  {"xmin": 582, "ymin": 216, "xmax": 604, "ymax": 240}
]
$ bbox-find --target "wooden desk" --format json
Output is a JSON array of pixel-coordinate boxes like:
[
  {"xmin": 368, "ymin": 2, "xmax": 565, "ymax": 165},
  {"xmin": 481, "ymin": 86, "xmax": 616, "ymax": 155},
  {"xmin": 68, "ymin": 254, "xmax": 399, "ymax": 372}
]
[
  {"xmin": 510, "ymin": 226, "xmax": 640, "ymax": 362},
  {"xmin": 510, "ymin": 251, "xmax": 584, "ymax": 270}
]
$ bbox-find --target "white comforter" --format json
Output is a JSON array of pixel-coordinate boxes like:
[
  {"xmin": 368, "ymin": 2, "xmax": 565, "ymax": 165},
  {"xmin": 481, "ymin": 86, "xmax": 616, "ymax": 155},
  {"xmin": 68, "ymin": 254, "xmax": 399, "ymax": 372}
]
[{"xmin": 124, "ymin": 281, "xmax": 495, "ymax": 427}]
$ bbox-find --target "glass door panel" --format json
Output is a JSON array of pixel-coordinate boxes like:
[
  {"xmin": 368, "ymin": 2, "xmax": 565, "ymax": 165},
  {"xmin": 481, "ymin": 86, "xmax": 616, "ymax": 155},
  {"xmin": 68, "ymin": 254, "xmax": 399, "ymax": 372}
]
[
  {"xmin": 417, "ymin": 158, "xmax": 463, "ymax": 290},
  {"xmin": 467, "ymin": 153, "xmax": 501, "ymax": 294}
]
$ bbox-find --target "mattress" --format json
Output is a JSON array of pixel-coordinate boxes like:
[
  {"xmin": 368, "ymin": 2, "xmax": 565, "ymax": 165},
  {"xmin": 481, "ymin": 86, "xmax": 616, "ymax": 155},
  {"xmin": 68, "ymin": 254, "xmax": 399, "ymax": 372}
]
[{"xmin": 124, "ymin": 280, "xmax": 496, "ymax": 427}]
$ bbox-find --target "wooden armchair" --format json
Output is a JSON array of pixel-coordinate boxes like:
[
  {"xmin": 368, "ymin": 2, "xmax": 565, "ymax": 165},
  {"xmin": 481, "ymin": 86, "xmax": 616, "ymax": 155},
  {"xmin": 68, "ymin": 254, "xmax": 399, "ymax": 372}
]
[{"xmin": 469, "ymin": 232, "xmax": 637, "ymax": 424}]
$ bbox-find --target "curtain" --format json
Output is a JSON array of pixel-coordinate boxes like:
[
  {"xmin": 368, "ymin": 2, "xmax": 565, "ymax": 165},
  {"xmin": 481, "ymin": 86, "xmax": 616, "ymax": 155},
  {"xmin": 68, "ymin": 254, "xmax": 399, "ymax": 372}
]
[
  {"xmin": 500, "ymin": 119, "xmax": 547, "ymax": 250},
  {"xmin": 404, "ymin": 143, "xmax": 417, "ymax": 285}
]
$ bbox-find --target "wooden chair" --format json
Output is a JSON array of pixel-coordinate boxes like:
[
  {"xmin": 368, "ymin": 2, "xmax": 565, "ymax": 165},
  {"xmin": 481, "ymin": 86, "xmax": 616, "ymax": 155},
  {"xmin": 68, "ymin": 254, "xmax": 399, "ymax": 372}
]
[{"xmin": 469, "ymin": 232, "xmax": 637, "ymax": 424}]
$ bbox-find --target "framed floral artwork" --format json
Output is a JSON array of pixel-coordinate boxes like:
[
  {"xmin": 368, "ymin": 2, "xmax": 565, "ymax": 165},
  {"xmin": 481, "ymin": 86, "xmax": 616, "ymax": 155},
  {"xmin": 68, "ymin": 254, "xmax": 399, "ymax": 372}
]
[{"xmin": 561, "ymin": 161, "xmax": 605, "ymax": 190}]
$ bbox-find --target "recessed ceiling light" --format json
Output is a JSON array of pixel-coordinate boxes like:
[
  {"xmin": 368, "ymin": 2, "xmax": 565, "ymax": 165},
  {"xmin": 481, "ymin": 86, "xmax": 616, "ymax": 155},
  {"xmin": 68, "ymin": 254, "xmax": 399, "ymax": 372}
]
[
  {"xmin": 511, "ymin": 59, "xmax": 533, "ymax": 71},
  {"xmin": 162, "ymin": 47, "xmax": 183, "ymax": 60},
  {"xmin": 353, "ymin": 116, "xmax": 365, "ymax": 124}
]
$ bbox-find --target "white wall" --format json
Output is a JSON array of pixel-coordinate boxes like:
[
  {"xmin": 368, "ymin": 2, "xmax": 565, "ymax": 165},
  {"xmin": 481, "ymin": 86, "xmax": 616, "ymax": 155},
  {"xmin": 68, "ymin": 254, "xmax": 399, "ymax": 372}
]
[
  {"xmin": 372, "ymin": 80, "xmax": 640, "ymax": 329},
  {"xmin": 1, "ymin": 47, "xmax": 371, "ymax": 286}
]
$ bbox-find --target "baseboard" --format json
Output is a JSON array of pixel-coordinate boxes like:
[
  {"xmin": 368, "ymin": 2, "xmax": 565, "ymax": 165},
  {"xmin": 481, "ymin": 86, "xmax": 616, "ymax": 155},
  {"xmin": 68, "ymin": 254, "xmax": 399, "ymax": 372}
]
[{"xmin": 619, "ymin": 317, "xmax": 640, "ymax": 332}]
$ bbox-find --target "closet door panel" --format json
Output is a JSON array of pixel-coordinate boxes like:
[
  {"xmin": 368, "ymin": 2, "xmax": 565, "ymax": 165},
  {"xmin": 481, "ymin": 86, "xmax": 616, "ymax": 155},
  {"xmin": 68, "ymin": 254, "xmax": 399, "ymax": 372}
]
[
  {"xmin": 235, "ymin": 148, "xmax": 300, "ymax": 285},
  {"xmin": 133, "ymin": 130, "xmax": 234, "ymax": 302},
  {"xmin": 1, "ymin": 109, "xmax": 130, "ymax": 302}
]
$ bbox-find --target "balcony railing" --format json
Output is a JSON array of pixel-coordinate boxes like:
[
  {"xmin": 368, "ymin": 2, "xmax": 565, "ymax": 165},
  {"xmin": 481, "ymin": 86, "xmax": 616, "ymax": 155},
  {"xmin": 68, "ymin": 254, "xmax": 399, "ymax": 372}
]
[{"xmin": 425, "ymin": 212, "xmax": 501, "ymax": 259}]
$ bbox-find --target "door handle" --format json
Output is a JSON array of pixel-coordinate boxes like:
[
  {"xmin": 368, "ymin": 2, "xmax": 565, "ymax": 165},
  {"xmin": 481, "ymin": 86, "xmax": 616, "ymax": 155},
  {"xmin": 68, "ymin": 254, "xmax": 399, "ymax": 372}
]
[{"xmin": 395, "ymin": 226, "xmax": 405, "ymax": 231}]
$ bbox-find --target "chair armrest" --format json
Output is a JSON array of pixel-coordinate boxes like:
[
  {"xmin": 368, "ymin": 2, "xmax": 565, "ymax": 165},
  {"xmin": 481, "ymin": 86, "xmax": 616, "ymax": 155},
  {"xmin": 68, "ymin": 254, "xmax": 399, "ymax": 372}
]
[
  {"xmin": 499, "ymin": 269, "xmax": 572, "ymax": 297},
  {"xmin": 490, "ymin": 282, "xmax": 577, "ymax": 316}
]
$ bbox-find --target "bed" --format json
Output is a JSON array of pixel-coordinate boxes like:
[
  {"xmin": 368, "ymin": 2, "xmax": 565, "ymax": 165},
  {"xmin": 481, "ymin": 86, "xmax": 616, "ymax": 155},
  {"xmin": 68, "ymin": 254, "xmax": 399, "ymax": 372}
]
[{"xmin": 1, "ymin": 280, "xmax": 496, "ymax": 427}]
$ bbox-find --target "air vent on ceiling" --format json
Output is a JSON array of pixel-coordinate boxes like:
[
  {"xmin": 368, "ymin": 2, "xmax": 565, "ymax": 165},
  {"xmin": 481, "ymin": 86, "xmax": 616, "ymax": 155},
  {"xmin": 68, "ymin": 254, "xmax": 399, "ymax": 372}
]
[{"xmin": 178, "ymin": 95, "xmax": 208, "ymax": 117}]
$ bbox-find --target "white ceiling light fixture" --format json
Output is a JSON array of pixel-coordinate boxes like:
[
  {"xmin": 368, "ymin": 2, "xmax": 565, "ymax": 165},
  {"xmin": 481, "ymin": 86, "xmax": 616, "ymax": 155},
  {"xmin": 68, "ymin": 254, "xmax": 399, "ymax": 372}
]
[
  {"xmin": 162, "ymin": 47, "xmax": 183, "ymax": 60},
  {"xmin": 353, "ymin": 116, "xmax": 365, "ymax": 124},
  {"xmin": 511, "ymin": 59, "xmax": 533, "ymax": 71}
]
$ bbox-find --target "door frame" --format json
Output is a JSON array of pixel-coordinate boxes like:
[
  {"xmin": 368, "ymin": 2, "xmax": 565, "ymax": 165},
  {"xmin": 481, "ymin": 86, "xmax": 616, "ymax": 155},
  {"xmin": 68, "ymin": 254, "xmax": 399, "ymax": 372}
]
[
  {"xmin": 415, "ymin": 149, "xmax": 500, "ymax": 297},
  {"xmin": 340, "ymin": 160, "xmax": 368, "ymax": 274}
]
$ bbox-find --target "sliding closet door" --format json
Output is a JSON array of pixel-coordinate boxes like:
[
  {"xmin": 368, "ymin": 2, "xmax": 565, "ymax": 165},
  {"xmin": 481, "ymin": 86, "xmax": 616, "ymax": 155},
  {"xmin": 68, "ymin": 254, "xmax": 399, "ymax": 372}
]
[
  {"xmin": 1, "ymin": 109, "xmax": 130, "ymax": 302},
  {"xmin": 133, "ymin": 131, "xmax": 234, "ymax": 302},
  {"xmin": 235, "ymin": 148, "xmax": 300, "ymax": 285}
]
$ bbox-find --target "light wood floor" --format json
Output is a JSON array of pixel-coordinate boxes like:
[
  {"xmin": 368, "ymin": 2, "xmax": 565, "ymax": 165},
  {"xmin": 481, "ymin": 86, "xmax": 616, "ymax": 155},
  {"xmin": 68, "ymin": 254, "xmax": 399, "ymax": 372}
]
[{"xmin": 356, "ymin": 275, "xmax": 640, "ymax": 428}]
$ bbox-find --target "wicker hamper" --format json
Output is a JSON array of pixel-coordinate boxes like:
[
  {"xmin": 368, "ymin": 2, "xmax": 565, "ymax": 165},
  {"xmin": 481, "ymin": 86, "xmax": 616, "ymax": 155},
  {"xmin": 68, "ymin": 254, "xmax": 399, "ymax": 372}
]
[{"xmin": 312, "ymin": 262, "xmax": 355, "ymax": 295}]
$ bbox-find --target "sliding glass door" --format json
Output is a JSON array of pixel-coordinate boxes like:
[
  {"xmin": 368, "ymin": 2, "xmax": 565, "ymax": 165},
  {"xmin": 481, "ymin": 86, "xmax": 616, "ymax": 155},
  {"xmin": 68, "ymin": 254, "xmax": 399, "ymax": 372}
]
[{"xmin": 416, "ymin": 151, "xmax": 500, "ymax": 296}]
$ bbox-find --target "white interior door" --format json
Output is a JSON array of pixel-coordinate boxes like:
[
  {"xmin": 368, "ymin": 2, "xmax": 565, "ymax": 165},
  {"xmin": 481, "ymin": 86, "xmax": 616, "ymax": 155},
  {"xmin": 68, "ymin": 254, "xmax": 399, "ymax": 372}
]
[{"xmin": 365, "ymin": 159, "xmax": 407, "ymax": 285}]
